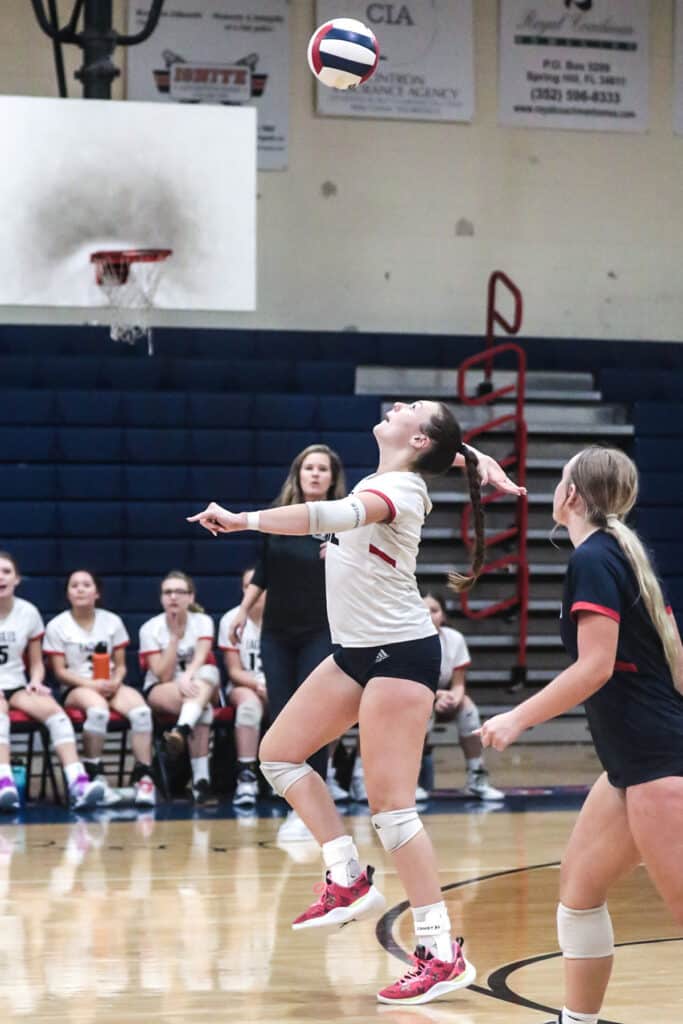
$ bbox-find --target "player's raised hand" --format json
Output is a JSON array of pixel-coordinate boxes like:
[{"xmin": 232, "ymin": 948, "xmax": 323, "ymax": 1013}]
[
  {"xmin": 478, "ymin": 709, "xmax": 525, "ymax": 751},
  {"xmin": 187, "ymin": 502, "xmax": 245, "ymax": 536},
  {"xmin": 475, "ymin": 453, "xmax": 527, "ymax": 496}
]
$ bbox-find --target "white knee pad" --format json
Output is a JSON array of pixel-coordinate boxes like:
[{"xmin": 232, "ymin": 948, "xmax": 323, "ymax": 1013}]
[
  {"xmin": 197, "ymin": 705, "xmax": 214, "ymax": 726},
  {"xmin": 197, "ymin": 664, "xmax": 220, "ymax": 688},
  {"xmin": 84, "ymin": 706, "xmax": 109, "ymax": 736},
  {"xmin": 372, "ymin": 807, "xmax": 424, "ymax": 853},
  {"xmin": 127, "ymin": 705, "xmax": 152, "ymax": 734},
  {"xmin": 260, "ymin": 760, "xmax": 312, "ymax": 797},
  {"xmin": 0, "ymin": 713, "xmax": 9, "ymax": 746},
  {"xmin": 46, "ymin": 712, "xmax": 76, "ymax": 749},
  {"xmin": 455, "ymin": 700, "xmax": 481, "ymax": 739},
  {"xmin": 235, "ymin": 699, "xmax": 263, "ymax": 729},
  {"xmin": 557, "ymin": 902, "xmax": 614, "ymax": 959}
]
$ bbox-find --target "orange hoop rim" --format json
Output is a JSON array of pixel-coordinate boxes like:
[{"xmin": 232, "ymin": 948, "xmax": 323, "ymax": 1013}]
[{"xmin": 90, "ymin": 248, "xmax": 172, "ymax": 266}]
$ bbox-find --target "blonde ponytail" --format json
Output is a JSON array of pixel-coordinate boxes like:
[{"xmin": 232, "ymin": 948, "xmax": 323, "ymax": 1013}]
[{"xmin": 605, "ymin": 517, "xmax": 681, "ymax": 691}]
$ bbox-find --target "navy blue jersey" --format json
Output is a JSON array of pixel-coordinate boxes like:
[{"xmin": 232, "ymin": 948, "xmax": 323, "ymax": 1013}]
[{"xmin": 560, "ymin": 530, "xmax": 683, "ymax": 788}]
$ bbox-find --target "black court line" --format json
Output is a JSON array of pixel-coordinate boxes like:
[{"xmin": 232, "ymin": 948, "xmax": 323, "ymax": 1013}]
[{"xmin": 375, "ymin": 862, "xmax": 682, "ymax": 1024}]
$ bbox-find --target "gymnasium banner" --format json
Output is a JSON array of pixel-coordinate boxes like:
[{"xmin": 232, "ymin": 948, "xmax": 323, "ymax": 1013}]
[
  {"xmin": 499, "ymin": 0, "xmax": 650, "ymax": 133},
  {"xmin": 674, "ymin": 0, "xmax": 683, "ymax": 134},
  {"xmin": 313, "ymin": 1, "xmax": 475, "ymax": 122},
  {"xmin": 127, "ymin": 0, "xmax": 289, "ymax": 170}
]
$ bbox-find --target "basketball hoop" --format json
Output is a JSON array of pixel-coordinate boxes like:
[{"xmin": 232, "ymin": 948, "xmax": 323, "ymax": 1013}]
[{"xmin": 90, "ymin": 248, "xmax": 172, "ymax": 349}]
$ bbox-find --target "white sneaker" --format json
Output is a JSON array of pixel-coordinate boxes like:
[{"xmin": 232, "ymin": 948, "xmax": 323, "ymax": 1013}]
[
  {"xmin": 277, "ymin": 810, "xmax": 314, "ymax": 842},
  {"xmin": 233, "ymin": 767, "xmax": 259, "ymax": 807},
  {"xmin": 134, "ymin": 775, "xmax": 156, "ymax": 808},
  {"xmin": 415, "ymin": 785, "xmax": 430, "ymax": 802},
  {"xmin": 463, "ymin": 768, "xmax": 504, "ymax": 801},
  {"xmin": 326, "ymin": 774, "xmax": 350, "ymax": 802},
  {"xmin": 349, "ymin": 772, "xmax": 368, "ymax": 802},
  {"xmin": 0, "ymin": 777, "xmax": 19, "ymax": 811},
  {"xmin": 70, "ymin": 775, "xmax": 106, "ymax": 811}
]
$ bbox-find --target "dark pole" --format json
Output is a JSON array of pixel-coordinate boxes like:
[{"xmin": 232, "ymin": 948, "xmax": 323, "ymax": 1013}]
[
  {"xmin": 74, "ymin": 0, "xmax": 119, "ymax": 99},
  {"xmin": 47, "ymin": 0, "xmax": 68, "ymax": 98}
]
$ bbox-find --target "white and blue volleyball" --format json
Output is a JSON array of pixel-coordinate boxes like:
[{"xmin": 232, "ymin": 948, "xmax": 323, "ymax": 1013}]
[{"xmin": 307, "ymin": 18, "xmax": 379, "ymax": 90}]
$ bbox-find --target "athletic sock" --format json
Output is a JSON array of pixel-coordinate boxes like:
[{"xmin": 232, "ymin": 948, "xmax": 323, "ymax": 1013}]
[
  {"xmin": 177, "ymin": 702, "xmax": 202, "ymax": 731},
  {"xmin": 190, "ymin": 756, "xmax": 209, "ymax": 784},
  {"xmin": 465, "ymin": 756, "xmax": 484, "ymax": 772},
  {"xmin": 412, "ymin": 900, "xmax": 453, "ymax": 962},
  {"xmin": 562, "ymin": 1009, "xmax": 599, "ymax": 1024},
  {"xmin": 322, "ymin": 834, "xmax": 361, "ymax": 887},
  {"xmin": 0, "ymin": 763, "xmax": 12, "ymax": 780},
  {"xmin": 65, "ymin": 762, "xmax": 86, "ymax": 787}
]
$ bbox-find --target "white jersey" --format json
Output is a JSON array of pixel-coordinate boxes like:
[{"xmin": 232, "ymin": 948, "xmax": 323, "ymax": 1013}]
[
  {"xmin": 0, "ymin": 598, "xmax": 45, "ymax": 693},
  {"xmin": 139, "ymin": 611, "xmax": 215, "ymax": 691},
  {"xmin": 218, "ymin": 606, "xmax": 265, "ymax": 684},
  {"xmin": 325, "ymin": 471, "xmax": 437, "ymax": 646},
  {"xmin": 43, "ymin": 609, "xmax": 129, "ymax": 685},
  {"xmin": 438, "ymin": 626, "xmax": 471, "ymax": 688}
]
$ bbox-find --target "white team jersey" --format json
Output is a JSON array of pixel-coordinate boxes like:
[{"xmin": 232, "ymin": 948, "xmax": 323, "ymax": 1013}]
[
  {"xmin": 0, "ymin": 598, "xmax": 45, "ymax": 693},
  {"xmin": 138, "ymin": 611, "xmax": 215, "ymax": 691},
  {"xmin": 218, "ymin": 605, "xmax": 265, "ymax": 684},
  {"xmin": 325, "ymin": 471, "xmax": 437, "ymax": 646},
  {"xmin": 43, "ymin": 608, "xmax": 129, "ymax": 684},
  {"xmin": 438, "ymin": 626, "xmax": 471, "ymax": 688}
]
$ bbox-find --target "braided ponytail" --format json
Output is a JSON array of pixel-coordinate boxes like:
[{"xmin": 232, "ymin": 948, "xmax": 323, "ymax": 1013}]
[{"xmin": 449, "ymin": 445, "xmax": 485, "ymax": 593}]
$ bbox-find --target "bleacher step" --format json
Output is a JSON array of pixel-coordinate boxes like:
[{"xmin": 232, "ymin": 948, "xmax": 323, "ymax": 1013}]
[{"xmin": 357, "ymin": 366, "xmax": 595, "ymax": 396}]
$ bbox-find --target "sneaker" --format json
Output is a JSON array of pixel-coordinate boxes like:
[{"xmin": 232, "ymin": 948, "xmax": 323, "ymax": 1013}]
[
  {"xmin": 191, "ymin": 778, "xmax": 216, "ymax": 805},
  {"xmin": 348, "ymin": 773, "xmax": 368, "ymax": 802},
  {"xmin": 233, "ymin": 767, "xmax": 259, "ymax": 807},
  {"xmin": 463, "ymin": 768, "xmax": 504, "ymax": 801},
  {"xmin": 69, "ymin": 775, "xmax": 106, "ymax": 811},
  {"xmin": 377, "ymin": 939, "xmax": 476, "ymax": 1005},
  {"xmin": 163, "ymin": 727, "xmax": 187, "ymax": 759},
  {"xmin": 0, "ymin": 777, "xmax": 19, "ymax": 812},
  {"xmin": 326, "ymin": 774, "xmax": 350, "ymax": 802},
  {"xmin": 292, "ymin": 865, "xmax": 386, "ymax": 931},
  {"xmin": 134, "ymin": 775, "xmax": 156, "ymax": 808},
  {"xmin": 277, "ymin": 810, "xmax": 314, "ymax": 842},
  {"xmin": 415, "ymin": 785, "xmax": 430, "ymax": 802}
]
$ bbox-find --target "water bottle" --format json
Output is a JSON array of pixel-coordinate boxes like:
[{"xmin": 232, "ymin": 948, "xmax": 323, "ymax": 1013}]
[
  {"xmin": 92, "ymin": 641, "xmax": 110, "ymax": 680},
  {"xmin": 11, "ymin": 760, "xmax": 26, "ymax": 803}
]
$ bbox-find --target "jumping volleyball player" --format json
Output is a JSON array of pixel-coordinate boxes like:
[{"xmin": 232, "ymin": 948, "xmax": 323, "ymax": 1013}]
[
  {"xmin": 189, "ymin": 400, "xmax": 525, "ymax": 1005},
  {"xmin": 480, "ymin": 447, "xmax": 683, "ymax": 1024}
]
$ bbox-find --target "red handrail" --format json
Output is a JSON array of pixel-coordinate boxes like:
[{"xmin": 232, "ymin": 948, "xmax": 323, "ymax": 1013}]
[{"xmin": 458, "ymin": 273, "xmax": 529, "ymax": 688}]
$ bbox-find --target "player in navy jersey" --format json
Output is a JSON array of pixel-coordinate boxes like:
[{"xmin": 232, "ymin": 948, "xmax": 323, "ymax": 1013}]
[
  {"xmin": 189, "ymin": 399, "xmax": 525, "ymax": 1005},
  {"xmin": 480, "ymin": 447, "xmax": 683, "ymax": 1024}
]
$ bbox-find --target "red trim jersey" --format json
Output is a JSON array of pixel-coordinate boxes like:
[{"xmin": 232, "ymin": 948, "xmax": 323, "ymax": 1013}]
[
  {"xmin": 0, "ymin": 598, "xmax": 44, "ymax": 692},
  {"xmin": 218, "ymin": 605, "xmax": 265, "ymax": 684},
  {"xmin": 561, "ymin": 530, "xmax": 683, "ymax": 787},
  {"xmin": 325, "ymin": 471, "xmax": 436, "ymax": 646},
  {"xmin": 138, "ymin": 611, "xmax": 215, "ymax": 692},
  {"xmin": 44, "ymin": 608, "xmax": 129, "ymax": 686},
  {"xmin": 438, "ymin": 626, "xmax": 471, "ymax": 688}
]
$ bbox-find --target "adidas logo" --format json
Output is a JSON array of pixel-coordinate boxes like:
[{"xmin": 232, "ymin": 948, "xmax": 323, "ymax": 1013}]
[{"xmin": 374, "ymin": 649, "xmax": 389, "ymax": 663}]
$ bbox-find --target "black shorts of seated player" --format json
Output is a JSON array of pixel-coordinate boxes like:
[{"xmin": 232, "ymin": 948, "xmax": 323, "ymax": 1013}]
[{"xmin": 333, "ymin": 635, "xmax": 441, "ymax": 693}]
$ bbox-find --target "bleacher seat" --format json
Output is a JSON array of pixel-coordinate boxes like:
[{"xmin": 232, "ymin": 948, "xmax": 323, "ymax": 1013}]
[
  {"xmin": 636, "ymin": 508, "xmax": 682, "ymax": 540},
  {"xmin": 254, "ymin": 430, "xmax": 314, "ymax": 466},
  {"xmin": 18, "ymin": 576, "xmax": 62, "ymax": 610},
  {"xmin": 0, "ymin": 426, "xmax": 56, "ymax": 462},
  {"xmin": 256, "ymin": 332, "xmax": 320, "ymax": 362},
  {"xmin": 0, "ymin": 390, "xmax": 55, "ymax": 424},
  {"xmin": 322, "ymin": 430, "xmax": 378, "ymax": 465},
  {"xmin": 6, "ymin": 539, "xmax": 59, "ymax": 575},
  {"xmin": 58, "ymin": 427, "xmax": 123, "ymax": 463},
  {"xmin": 39, "ymin": 356, "xmax": 101, "ymax": 390},
  {"xmin": 121, "ymin": 391, "xmax": 188, "ymax": 427},
  {"xmin": 1, "ymin": 357, "xmax": 38, "ymax": 388},
  {"xmin": 2, "ymin": 502, "xmax": 57, "ymax": 537},
  {"xmin": 319, "ymin": 333, "xmax": 379, "ymax": 364},
  {"xmin": 188, "ymin": 392, "xmax": 252, "ymax": 429},
  {"xmin": 253, "ymin": 394, "xmax": 317, "ymax": 429},
  {"xmin": 600, "ymin": 369, "xmax": 683, "ymax": 403},
  {"xmin": 639, "ymin": 474, "xmax": 683, "ymax": 506},
  {"xmin": 124, "ymin": 502, "xmax": 194, "ymax": 538},
  {"xmin": 4, "ymin": 465, "xmax": 57, "ymax": 499},
  {"xmin": 189, "ymin": 429, "xmax": 254, "ymax": 465},
  {"xmin": 318, "ymin": 395, "xmax": 380, "ymax": 430},
  {"xmin": 232, "ymin": 359, "xmax": 293, "ymax": 394},
  {"xmin": 295, "ymin": 361, "xmax": 354, "ymax": 394},
  {"xmin": 57, "ymin": 501, "xmax": 125, "ymax": 537},
  {"xmin": 123, "ymin": 539, "xmax": 192, "ymax": 575},
  {"xmin": 378, "ymin": 335, "xmax": 443, "ymax": 368},
  {"xmin": 121, "ymin": 576, "xmax": 168, "ymax": 612},
  {"xmin": 633, "ymin": 402, "xmax": 683, "ymax": 436},
  {"xmin": 189, "ymin": 466, "xmax": 253, "ymax": 502},
  {"xmin": 58, "ymin": 465, "xmax": 123, "ymax": 500},
  {"xmin": 124, "ymin": 465, "xmax": 190, "ymax": 500},
  {"xmin": 102, "ymin": 356, "xmax": 166, "ymax": 392},
  {"xmin": 93, "ymin": 576, "xmax": 125, "ymax": 609},
  {"xmin": 187, "ymin": 538, "xmax": 259, "ymax": 576},
  {"xmin": 124, "ymin": 428, "xmax": 189, "ymax": 464},
  {"xmin": 59, "ymin": 539, "xmax": 125, "ymax": 576},
  {"xmin": 167, "ymin": 358, "xmax": 230, "ymax": 393},
  {"xmin": 253, "ymin": 467, "xmax": 286, "ymax": 503},
  {"xmin": 55, "ymin": 390, "xmax": 122, "ymax": 426}
]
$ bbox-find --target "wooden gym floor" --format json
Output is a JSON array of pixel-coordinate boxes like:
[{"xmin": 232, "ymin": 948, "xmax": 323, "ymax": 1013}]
[{"xmin": 0, "ymin": 746, "xmax": 679, "ymax": 1024}]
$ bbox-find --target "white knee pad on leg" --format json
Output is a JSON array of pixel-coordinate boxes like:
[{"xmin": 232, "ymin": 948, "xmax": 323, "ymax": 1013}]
[
  {"xmin": 84, "ymin": 706, "xmax": 109, "ymax": 736},
  {"xmin": 46, "ymin": 712, "xmax": 76, "ymax": 749},
  {"xmin": 0, "ymin": 713, "xmax": 9, "ymax": 746},
  {"xmin": 235, "ymin": 700, "xmax": 263, "ymax": 729},
  {"xmin": 372, "ymin": 807, "xmax": 424, "ymax": 853},
  {"xmin": 557, "ymin": 902, "xmax": 614, "ymax": 959},
  {"xmin": 127, "ymin": 705, "xmax": 152, "ymax": 734},
  {"xmin": 197, "ymin": 705, "xmax": 214, "ymax": 726},
  {"xmin": 455, "ymin": 701, "xmax": 481, "ymax": 739},
  {"xmin": 260, "ymin": 760, "xmax": 312, "ymax": 797},
  {"xmin": 197, "ymin": 664, "xmax": 220, "ymax": 688}
]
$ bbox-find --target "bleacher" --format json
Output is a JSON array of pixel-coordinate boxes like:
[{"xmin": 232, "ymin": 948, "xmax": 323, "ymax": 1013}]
[{"xmin": 1, "ymin": 324, "xmax": 683, "ymax": 690}]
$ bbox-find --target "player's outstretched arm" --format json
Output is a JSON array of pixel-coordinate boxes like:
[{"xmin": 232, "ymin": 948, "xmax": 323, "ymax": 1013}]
[
  {"xmin": 452, "ymin": 444, "xmax": 527, "ymax": 496},
  {"xmin": 187, "ymin": 492, "xmax": 389, "ymax": 537}
]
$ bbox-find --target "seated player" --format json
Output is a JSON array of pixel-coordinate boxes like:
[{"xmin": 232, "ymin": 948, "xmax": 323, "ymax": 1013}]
[
  {"xmin": 218, "ymin": 568, "xmax": 268, "ymax": 807},
  {"xmin": 421, "ymin": 593, "xmax": 503, "ymax": 800},
  {"xmin": 140, "ymin": 571, "xmax": 218, "ymax": 804},
  {"xmin": 44, "ymin": 569, "xmax": 155, "ymax": 807},
  {"xmin": 0, "ymin": 552, "xmax": 104, "ymax": 810}
]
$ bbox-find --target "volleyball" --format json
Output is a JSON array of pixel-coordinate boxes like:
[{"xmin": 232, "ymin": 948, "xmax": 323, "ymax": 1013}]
[{"xmin": 307, "ymin": 18, "xmax": 380, "ymax": 90}]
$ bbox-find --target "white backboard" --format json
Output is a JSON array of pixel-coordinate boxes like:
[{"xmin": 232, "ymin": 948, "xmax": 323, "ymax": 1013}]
[{"xmin": 0, "ymin": 95, "xmax": 256, "ymax": 314}]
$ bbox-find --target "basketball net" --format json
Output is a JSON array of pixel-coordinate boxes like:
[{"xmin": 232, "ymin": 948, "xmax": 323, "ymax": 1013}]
[{"xmin": 90, "ymin": 249, "xmax": 172, "ymax": 353}]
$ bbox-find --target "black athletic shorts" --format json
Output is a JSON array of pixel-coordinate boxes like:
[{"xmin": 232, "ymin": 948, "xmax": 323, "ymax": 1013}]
[{"xmin": 333, "ymin": 634, "xmax": 441, "ymax": 694}]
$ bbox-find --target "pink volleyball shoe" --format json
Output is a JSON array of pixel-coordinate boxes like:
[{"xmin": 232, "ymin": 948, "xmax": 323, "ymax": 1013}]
[
  {"xmin": 292, "ymin": 865, "xmax": 386, "ymax": 930},
  {"xmin": 377, "ymin": 939, "xmax": 476, "ymax": 1005}
]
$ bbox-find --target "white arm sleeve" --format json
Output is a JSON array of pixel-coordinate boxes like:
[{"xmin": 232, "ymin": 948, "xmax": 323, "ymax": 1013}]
[{"xmin": 307, "ymin": 495, "xmax": 367, "ymax": 534}]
